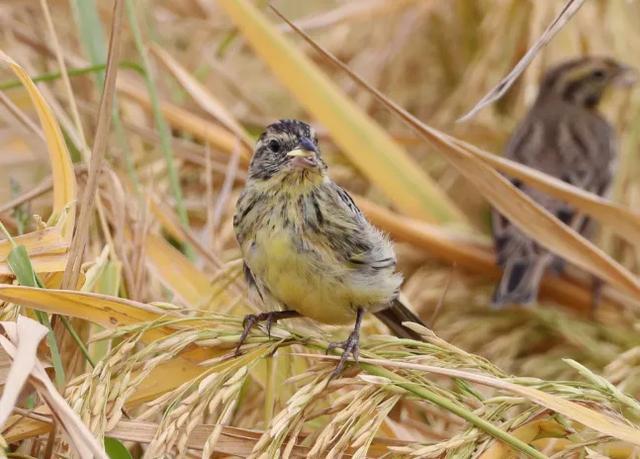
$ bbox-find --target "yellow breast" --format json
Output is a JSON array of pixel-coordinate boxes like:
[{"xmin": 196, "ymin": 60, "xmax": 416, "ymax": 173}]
[
  {"xmin": 246, "ymin": 229, "xmax": 352, "ymax": 324},
  {"xmin": 238, "ymin": 178, "xmax": 401, "ymax": 325}
]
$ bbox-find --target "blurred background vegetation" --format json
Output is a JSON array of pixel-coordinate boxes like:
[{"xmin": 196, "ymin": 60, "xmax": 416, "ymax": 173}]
[{"xmin": 1, "ymin": 0, "xmax": 640, "ymax": 457}]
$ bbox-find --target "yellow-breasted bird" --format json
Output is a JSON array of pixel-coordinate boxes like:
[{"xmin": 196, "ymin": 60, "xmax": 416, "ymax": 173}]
[
  {"xmin": 233, "ymin": 119, "xmax": 424, "ymax": 375},
  {"xmin": 492, "ymin": 56, "xmax": 636, "ymax": 307}
]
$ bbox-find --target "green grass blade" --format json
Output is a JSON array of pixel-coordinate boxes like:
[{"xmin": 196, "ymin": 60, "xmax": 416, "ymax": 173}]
[
  {"xmin": 70, "ymin": 0, "xmax": 108, "ymax": 86},
  {"xmin": 125, "ymin": 0, "xmax": 192, "ymax": 251},
  {"xmin": 5, "ymin": 244, "xmax": 65, "ymax": 389}
]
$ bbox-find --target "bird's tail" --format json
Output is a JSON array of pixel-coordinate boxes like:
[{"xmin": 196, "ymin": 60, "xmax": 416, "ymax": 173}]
[
  {"xmin": 492, "ymin": 257, "xmax": 548, "ymax": 307},
  {"xmin": 374, "ymin": 296, "xmax": 426, "ymax": 341}
]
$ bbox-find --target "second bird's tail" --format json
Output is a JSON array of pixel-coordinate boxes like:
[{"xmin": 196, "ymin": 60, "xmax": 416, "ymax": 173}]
[{"xmin": 374, "ymin": 297, "xmax": 426, "ymax": 341}]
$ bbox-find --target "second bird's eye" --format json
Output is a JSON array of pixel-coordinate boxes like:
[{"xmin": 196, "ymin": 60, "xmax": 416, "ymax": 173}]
[
  {"xmin": 592, "ymin": 69, "xmax": 606, "ymax": 80},
  {"xmin": 268, "ymin": 140, "xmax": 281, "ymax": 152}
]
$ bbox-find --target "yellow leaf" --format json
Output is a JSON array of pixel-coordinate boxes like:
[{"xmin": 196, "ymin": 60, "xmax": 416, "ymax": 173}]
[
  {"xmin": 0, "ymin": 50, "xmax": 76, "ymax": 239},
  {"xmin": 480, "ymin": 419, "xmax": 568, "ymax": 459},
  {"xmin": 144, "ymin": 233, "xmax": 214, "ymax": 307},
  {"xmin": 0, "ymin": 285, "xmax": 168, "ymax": 343},
  {"xmin": 216, "ymin": 0, "xmax": 467, "ymax": 225},
  {"xmin": 0, "ymin": 50, "xmax": 77, "ymax": 275},
  {"xmin": 0, "ymin": 229, "xmax": 68, "ymax": 260}
]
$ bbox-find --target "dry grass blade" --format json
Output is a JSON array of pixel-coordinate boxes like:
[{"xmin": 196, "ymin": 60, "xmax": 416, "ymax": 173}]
[
  {"xmin": 217, "ymin": 0, "xmax": 468, "ymax": 225},
  {"xmin": 451, "ymin": 137, "xmax": 640, "ymax": 244},
  {"xmin": 149, "ymin": 43, "xmax": 253, "ymax": 151},
  {"xmin": 20, "ymin": 414, "xmax": 406, "ymax": 457},
  {"xmin": 360, "ymin": 196, "xmax": 629, "ymax": 312},
  {"xmin": 457, "ymin": 0, "xmax": 586, "ymax": 122},
  {"xmin": 273, "ymin": 6, "xmax": 640, "ymax": 301},
  {"xmin": 0, "ymin": 50, "xmax": 77, "ymax": 275},
  {"xmin": 62, "ymin": 0, "xmax": 124, "ymax": 289},
  {"xmin": 39, "ymin": 0, "xmax": 88, "ymax": 158},
  {"xmin": 117, "ymin": 78, "xmax": 251, "ymax": 166}
]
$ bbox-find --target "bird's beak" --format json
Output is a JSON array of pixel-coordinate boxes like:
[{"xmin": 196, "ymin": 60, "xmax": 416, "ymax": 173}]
[
  {"xmin": 286, "ymin": 138, "xmax": 319, "ymax": 169},
  {"xmin": 613, "ymin": 65, "xmax": 638, "ymax": 87},
  {"xmin": 286, "ymin": 149, "xmax": 316, "ymax": 159}
]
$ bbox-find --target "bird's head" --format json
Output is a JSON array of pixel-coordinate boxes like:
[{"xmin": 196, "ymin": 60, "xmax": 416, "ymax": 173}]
[
  {"xmin": 248, "ymin": 119, "xmax": 327, "ymax": 182},
  {"xmin": 538, "ymin": 56, "xmax": 637, "ymax": 108}
]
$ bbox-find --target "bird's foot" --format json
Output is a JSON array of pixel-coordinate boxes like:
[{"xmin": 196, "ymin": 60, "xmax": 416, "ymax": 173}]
[
  {"xmin": 326, "ymin": 307, "xmax": 364, "ymax": 378},
  {"xmin": 327, "ymin": 330, "xmax": 360, "ymax": 378},
  {"xmin": 234, "ymin": 310, "xmax": 300, "ymax": 356}
]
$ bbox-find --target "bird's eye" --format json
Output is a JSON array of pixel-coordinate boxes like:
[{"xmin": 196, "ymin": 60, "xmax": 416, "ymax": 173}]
[
  {"xmin": 268, "ymin": 140, "xmax": 281, "ymax": 152},
  {"xmin": 592, "ymin": 69, "xmax": 606, "ymax": 80}
]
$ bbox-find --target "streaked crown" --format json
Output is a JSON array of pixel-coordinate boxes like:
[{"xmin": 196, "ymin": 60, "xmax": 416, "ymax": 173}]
[
  {"xmin": 538, "ymin": 56, "xmax": 636, "ymax": 108},
  {"xmin": 249, "ymin": 119, "xmax": 324, "ymax": 180}
]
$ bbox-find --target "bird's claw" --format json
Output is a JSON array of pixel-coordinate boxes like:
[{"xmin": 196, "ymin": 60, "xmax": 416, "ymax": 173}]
[
  {"xmin": 235, "ymin": 314, "xmax": 259, "ymax": 356},
  {"xmin": 327, "ymin": 328, "xmax": 360, "ymax": 379},
  {"xmin": 234, "ymin": 310, "xmax": 300, "ymax": 356}
]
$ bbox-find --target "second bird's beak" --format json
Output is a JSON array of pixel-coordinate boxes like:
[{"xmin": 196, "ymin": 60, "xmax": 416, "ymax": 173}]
[
  {"xmin": 286, "ymin": 137, "xmax": 319, "ymax": 169},
  {"xmin": 613, "ymin": 65, "xmax": 639, "ymax": 87}
]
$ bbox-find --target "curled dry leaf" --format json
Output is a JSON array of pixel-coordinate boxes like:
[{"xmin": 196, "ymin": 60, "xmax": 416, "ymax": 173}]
[
  {"xmin": 0, "ymin": 50, "xmax": 77, "ymax": 274},
  {"xmin": 0, "ymin": 315, "xmax": 107, "ymax": 458}
]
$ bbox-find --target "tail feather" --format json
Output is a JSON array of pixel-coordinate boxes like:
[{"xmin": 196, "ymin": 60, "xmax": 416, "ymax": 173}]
[
  {"xmin": 374, "ymin": 297, "xmax": 426, "ymax": 341},
  {"xmin": 493, "ymin": 258, "xmax": 548, "ymax": 307}
]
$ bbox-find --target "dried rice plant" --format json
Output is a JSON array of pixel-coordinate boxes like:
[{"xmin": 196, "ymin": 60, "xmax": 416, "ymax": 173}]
[{"xmin": 1, "ymin": 0, "xmax": 640, "ymax": 457}]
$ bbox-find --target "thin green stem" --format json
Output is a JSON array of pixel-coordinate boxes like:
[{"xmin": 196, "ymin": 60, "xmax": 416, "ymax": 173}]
[
  {"xmin": 33, "ymin": 310, "xmax": 66, "ymax": 389},
  {"xmin": 0, "ymin": 62, "xmax": 144, "ymax": 91},
  {"xmin": 360, "ymin": 363, "xmax": 546, "ymax": 459},
  {"xmin": 60, "ymin": 316, "xmax": 95, "ymax": 368},
  {"xmin": 124, "ymin": 0, "xmax": 192, "ymax": 257}
]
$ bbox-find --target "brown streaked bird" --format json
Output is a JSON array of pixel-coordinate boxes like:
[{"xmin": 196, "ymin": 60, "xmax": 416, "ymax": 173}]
[
  {"xmin": 233, "ymin": 119, "xmax": 425, "ymax": 375},
  {"xmin": 492, "ymin": 56, "xmax": 636, "ymax": 307}
]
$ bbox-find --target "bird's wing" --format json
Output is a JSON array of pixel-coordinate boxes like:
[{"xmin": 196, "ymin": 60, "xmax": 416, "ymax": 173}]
[
  {"xmin": 326, "ymin": 183, "xmax": 397, "ymax": 270},
  {"xmin": 496, "ymin": 110, "xmax": 614, "ymax": 241},
  {"xmin": 333, "ymin": 184, "xmax": 364, "ymax": 218},
  {"xmin": 242, "ymin": 262, "xmax": 264, "ymax": 302}
]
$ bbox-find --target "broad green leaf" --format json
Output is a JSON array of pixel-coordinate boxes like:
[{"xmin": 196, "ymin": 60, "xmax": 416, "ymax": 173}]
[
  {"xmin": 104, "ymin": 437, "xmax": 132, "ymax": 459},
  {"xmin": 7, "ymin": 246, "xmax": 39, "ymax": 288}
]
